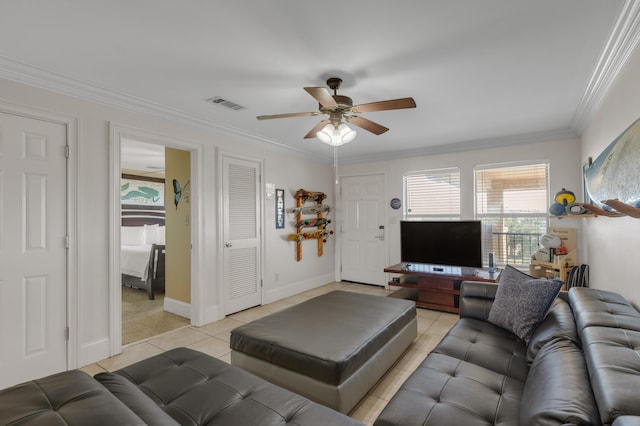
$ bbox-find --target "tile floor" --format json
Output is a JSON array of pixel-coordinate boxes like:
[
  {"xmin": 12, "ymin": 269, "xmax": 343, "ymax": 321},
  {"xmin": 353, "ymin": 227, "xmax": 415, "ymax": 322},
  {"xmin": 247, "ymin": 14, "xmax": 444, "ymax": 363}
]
[{"xmin": 81, "ymin": 281, "xmax": 458, "ymax": 426}]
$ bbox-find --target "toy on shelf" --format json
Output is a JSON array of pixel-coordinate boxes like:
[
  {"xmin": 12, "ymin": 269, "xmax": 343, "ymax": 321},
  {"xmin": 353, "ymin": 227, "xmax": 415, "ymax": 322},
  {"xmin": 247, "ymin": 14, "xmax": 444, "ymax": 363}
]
[
  {"xmin": 529, "ymin": 227, "xmax": 578, "ymax": 289},
  {"xmin": 287, "ymin": 189, "xmax": 333, "ymax": 261}
]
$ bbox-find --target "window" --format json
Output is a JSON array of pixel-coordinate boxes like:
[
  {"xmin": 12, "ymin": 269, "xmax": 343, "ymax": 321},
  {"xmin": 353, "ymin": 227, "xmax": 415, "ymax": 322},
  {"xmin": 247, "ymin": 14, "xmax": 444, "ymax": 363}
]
[
  {"xmin": 475, "ymin": 162, "xmax": 549, "ymax": 267},
  {"xmin": 404, "ymin": 168, "xmax": 460, "ymax": 220}
]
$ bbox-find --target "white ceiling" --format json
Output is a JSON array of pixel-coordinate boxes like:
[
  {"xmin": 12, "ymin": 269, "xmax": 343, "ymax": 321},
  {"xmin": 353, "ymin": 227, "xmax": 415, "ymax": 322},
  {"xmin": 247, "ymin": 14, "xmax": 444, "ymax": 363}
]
[{"xmin": 0, "ymin": 1, "xmax": 635, "ymax": 163}]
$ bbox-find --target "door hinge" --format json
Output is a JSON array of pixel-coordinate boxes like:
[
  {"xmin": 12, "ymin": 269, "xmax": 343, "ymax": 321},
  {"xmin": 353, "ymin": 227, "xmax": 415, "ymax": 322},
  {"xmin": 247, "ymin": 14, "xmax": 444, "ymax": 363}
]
[
  {"xmin": 65, "ymin": 326, "xmax": 70, "ymax": 341},
  {"xmin": 65, "ymin": 236, "xmax": 70, "ymax": 249},
  {"xmin": 260, "ymin": 280, "xmax": 263, "ymax": 288},
  {"xmin": 64, "ymin": 145, "xmax": 70, "ymax": 158}
]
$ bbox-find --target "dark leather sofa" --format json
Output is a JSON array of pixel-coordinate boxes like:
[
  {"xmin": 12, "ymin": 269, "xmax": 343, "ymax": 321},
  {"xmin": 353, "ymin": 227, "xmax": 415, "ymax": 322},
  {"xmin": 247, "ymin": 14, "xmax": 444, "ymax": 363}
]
[
  {"xmin": 0, "ymin": 347, "xmax": 364, "ymax": 425},
  {"xmin": 374, "ymin": 282, "xmax": 640, "ymax": 426}
]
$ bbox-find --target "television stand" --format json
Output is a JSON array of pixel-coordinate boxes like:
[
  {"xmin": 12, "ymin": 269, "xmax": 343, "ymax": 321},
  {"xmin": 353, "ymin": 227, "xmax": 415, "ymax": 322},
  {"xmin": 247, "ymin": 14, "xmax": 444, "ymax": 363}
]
[{"xmin": 384, "ymin": 263, "xmax": 499, "ymax": 313}]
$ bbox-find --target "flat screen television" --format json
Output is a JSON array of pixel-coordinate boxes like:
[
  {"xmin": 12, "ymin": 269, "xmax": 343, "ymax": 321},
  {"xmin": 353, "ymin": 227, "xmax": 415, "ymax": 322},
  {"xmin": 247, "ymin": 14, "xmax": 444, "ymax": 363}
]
[{"xmin": 400, "ymin": 220, "xmax": 483, "ymax": 269}]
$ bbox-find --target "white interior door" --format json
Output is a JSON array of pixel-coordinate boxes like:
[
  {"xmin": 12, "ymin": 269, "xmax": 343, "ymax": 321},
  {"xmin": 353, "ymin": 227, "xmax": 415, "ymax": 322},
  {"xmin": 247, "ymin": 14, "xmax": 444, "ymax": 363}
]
[
  {"xmin": 0, "ymin": 112, "xmax": 68, "ymax": 388},
  {"xmin": 340, "ymin": 174, "xmax": 387, "ymax": 286},
  {"xmin": 222, "ymin": 155, "xmax": 262, "ymax": 315}
]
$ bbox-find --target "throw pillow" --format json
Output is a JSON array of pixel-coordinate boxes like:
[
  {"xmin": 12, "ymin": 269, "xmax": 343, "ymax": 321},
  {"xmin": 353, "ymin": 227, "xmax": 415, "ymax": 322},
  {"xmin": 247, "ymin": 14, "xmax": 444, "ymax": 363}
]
[{"xmin": 488, "ymin": 265, "xmax": 562, "ymax": 343}]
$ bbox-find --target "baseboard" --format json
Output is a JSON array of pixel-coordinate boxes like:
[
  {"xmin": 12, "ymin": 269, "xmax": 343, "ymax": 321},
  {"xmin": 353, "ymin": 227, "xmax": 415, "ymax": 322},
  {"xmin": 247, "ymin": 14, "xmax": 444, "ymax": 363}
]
[
  {"xmin": 80, "ymin": 337, "xmax": 110, "ymax": 367},
  {"xmin": 196, "ymin": 305, "xmax": 221, "ymax": 327},
  {"xmin": 164, "ymin": 297, "xmax": 191, "ymax": 319},
  {"xmin": 264, "ymin": 272, "xmax": 335, "ymax": 304}
]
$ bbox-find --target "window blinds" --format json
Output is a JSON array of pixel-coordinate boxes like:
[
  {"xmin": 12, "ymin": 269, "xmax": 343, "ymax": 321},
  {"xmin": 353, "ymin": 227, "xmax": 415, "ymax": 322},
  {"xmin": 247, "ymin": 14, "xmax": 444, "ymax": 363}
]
[{"xmin": 404, "ymin": 168, "xmax": 460, "ymax": 219}]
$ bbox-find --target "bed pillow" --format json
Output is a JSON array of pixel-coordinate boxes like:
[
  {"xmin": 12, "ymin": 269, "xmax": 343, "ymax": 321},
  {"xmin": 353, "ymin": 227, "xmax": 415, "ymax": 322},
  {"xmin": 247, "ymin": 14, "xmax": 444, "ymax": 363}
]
[
  {"xmin": 144, "ymin": 224, "xmax": 160, "ymax": 245},
  {"xmin": 488, "ymin": 265, "xmax": 562, "ymax": 343},
  {"xmin": 121, "ymin": 226, "xmax": 146, "ymax": 246},
  {"xmin": 157, "ymin": 226, "xmax": 166, "ymax": 244}
]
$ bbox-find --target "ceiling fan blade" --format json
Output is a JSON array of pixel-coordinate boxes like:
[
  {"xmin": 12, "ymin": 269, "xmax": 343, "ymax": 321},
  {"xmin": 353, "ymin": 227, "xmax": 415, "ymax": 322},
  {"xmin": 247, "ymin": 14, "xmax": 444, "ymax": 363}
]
[
  {"xmin": 351, "ymin": 97, "xmax": 416, "ymax": 113},
  {"xmin": 304, "ymin": 87, "xmax": 338, "ymax": 108},
  {"xmin": 257, "ymin": 111, "xmax": 319, "ymax": 120},
  {"xmin": 347, "ymin": 116, "xmax": 389, "ymax": 135},
  {"xmin": 304, "ymin": 120, "xmax": 330, "ymax": 139}
]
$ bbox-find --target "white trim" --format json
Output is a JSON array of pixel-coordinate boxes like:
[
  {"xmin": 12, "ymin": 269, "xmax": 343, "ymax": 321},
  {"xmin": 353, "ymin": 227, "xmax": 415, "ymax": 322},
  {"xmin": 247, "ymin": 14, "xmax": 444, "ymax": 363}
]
[
  {"xmin": 264, "ymin": 273, "xmax": 335, "ymax": 304},
  {"xmin": 572, "ymin": 0, "xmax": 640, "ymax": 133},
  {"xmin": 108, "ymin": 123, "xmax": 207, "ymax": 355},
  {"xmin": 0, "ymin": 100, "xmax": 80, "ymax": 370},
  {"xmin": 339, "ymin": 129, "xmax": 578, "ymax": 165},
  {"xmin": 0, "ymin": 55, "xmax": 311, "ymax": 158},
  {"xmin": 164, "ymin": 297, "xmax": 192, "ymax": 319}
]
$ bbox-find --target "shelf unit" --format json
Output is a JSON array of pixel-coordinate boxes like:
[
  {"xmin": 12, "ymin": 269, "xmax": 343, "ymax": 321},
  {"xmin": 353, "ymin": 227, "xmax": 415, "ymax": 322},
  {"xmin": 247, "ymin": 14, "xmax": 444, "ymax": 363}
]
[{"xmin": 288, "ymin": 189, "xmax": 332, "ymax": 261}]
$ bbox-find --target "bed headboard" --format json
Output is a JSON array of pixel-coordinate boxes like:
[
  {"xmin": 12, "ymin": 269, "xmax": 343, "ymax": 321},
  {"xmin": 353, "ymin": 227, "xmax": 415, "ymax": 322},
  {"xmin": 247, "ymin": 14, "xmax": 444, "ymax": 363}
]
[{"xmin": 121, "ymin": 205, "xmax": 166, "ymax": 226}]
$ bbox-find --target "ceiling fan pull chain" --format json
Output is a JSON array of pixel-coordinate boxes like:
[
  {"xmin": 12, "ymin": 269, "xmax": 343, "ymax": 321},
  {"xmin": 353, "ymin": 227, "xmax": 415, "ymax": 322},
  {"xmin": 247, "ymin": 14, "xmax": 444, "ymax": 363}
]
[{"xmin": 334, "ymin": 146, "xmax": 339, "ymax": 185}]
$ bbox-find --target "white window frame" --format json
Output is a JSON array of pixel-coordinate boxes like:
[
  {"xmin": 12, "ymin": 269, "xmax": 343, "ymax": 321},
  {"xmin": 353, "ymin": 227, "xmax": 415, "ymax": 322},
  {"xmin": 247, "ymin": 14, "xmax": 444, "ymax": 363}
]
[
  {"xmin": 474, "ymin": 160, "xmax": 550, "ymax": 268},
  {"xmin": 403, "ymin": 167, "xmax": 461, "ymax": 221}
]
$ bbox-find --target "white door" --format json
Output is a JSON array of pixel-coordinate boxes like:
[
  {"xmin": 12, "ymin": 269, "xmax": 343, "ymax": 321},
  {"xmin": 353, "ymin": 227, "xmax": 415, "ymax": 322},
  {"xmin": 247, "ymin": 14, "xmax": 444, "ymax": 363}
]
[
  {"xmin": 340, "ymin": 174, "xmax": 387, "ymax": 286},
  {"xmin": 0, "ymin": 112, "xmax": 68, "ymax": 388},
  {"xmin": 222, "ymin": 155, "xmax": 262, "ymax": 315}
]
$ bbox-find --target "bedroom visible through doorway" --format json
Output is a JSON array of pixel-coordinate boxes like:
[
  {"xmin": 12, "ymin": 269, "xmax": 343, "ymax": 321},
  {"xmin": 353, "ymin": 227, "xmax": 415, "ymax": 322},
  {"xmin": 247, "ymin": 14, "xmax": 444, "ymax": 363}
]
[{"xmin": 120, "ymin": 139, "xmax": 191, "ymax": 344}]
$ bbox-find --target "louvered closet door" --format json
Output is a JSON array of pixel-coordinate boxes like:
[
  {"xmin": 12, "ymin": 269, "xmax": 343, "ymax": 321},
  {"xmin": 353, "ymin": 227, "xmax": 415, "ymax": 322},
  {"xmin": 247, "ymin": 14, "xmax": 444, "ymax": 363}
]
[{"xmin": 222, "ymin": 156, "xmax": 262, "ymax": 315}]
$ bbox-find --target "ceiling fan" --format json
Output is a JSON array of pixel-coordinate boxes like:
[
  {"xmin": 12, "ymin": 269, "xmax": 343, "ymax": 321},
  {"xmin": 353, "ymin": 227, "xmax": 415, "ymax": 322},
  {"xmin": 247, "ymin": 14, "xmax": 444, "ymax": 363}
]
[{"xmin": 256, "ymin": 77, "xmax": 416, "ymax": 142}]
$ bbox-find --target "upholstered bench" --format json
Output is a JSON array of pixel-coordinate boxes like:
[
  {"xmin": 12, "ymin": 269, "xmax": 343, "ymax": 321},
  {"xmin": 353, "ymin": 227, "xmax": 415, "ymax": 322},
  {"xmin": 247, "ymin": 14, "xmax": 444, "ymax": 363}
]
[{"xmin": 230, "ymin": 290, "xmax": 417, "ymax": 414}]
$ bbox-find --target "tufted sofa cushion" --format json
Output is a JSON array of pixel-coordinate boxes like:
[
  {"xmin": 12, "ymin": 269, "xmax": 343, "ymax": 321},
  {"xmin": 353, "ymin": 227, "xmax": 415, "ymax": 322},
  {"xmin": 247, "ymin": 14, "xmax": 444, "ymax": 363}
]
[
  {"xmin": 374, "ymin": 352, "xmax": 523, "ymax": 426},
  {"xmin": 432, "ymin": 318, "xmax": 529, "ymax": 381},
  {"xmin": 526, "ymin": 297, "xmax": 580, "ymax": 363},
  {"xmin": 580, "ymin": 326, "xmax": 640, "ymax": 425},
  {"xmin": 0, "ymin": 370, "xmax": 146, "ymax": 426},
  {"xmin": 94, "ymin": 372, "xmax": 179, "ymax": 425},
  {"xmin": 105, "ymin": 347, "xmax": 363, "ymax": 426},
  {"xmin": 569, "ymin": 287, "xmax": 640, "ymax": 333},
  {"xmin": 519, "ymin": 338, "xmax": 599, "ymax": 425}
]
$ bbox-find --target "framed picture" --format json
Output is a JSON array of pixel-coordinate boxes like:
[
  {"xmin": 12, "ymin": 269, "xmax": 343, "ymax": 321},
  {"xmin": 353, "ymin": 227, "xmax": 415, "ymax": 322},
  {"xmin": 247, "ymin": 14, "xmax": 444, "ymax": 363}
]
[
  {"xmin": 121, "ymin": 174, "xmax": 165, "ymax": 206},
  {"xmin": 276, "ymin": 188, "xmax": 285, "ymax": 229}
]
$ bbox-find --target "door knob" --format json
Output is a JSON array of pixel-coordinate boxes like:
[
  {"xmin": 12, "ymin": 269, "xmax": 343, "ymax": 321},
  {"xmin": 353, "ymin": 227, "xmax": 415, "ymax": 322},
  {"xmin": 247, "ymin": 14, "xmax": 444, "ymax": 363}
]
[{"xmin": 225, "ymin": 242, "xmax": 232, "ymax": 247}]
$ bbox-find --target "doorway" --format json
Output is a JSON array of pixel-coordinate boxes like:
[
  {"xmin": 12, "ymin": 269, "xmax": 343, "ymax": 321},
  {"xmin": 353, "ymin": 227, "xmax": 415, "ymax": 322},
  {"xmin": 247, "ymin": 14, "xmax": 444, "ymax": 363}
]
[
  {"xmin": 109, "ymin": 123, "xmax": 202, "ymax": 355},
  {"xmin": 120, "ymin": 139, "xmax": 190, "ymax": 345}
]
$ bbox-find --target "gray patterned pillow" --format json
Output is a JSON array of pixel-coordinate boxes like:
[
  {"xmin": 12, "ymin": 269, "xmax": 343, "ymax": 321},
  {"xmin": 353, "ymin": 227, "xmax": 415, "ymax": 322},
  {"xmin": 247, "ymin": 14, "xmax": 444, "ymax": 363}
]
[{"xmin": 488, "ymin": 265, "xmax": 562, "ymax": 343}]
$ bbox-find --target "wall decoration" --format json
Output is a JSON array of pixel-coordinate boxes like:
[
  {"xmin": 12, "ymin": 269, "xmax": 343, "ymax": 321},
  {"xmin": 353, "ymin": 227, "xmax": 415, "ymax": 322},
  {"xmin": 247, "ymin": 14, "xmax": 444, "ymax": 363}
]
[
  {"xmin": 121, "ymin": 175, "xmax": 164, "ymax": 206},
  {"xmin": 582, "ymin": 116, "xmax": 640, "ymax": 218},
  {"xmin": 390, "ymin": 197, "xmax": 402, "ymax": 210},
  {"xmin": 275, "ymin": 188, "xmax": 285, "ymax": 229},
  {"xmin": 286, "ymin": 189, "xmax": 333, "ymax": 261},
  {"xmin": 172, "ymin": 178, "xmax": 191, "ymax": 210}
]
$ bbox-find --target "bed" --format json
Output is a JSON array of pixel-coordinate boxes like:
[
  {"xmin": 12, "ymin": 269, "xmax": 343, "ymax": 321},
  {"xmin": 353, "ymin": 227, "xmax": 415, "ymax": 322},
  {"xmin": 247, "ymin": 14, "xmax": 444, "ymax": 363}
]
[{"xmin": 121, "ymin": 205, "xmax": 166, "ymax": 300}]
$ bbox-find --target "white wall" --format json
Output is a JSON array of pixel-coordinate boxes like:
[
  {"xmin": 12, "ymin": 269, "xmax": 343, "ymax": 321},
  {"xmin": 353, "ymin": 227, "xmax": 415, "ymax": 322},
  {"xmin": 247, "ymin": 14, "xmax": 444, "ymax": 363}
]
[
  {"xmin": 0, "ymin": 77, "xmax": 334, "ymax": 367},
  {"xmin": 580, "ymin": 45, "xmax": 640, "ymax": 307},
  {"xmin": 339, "ymin": 137, "xmax": 584, "ymax": 268}
]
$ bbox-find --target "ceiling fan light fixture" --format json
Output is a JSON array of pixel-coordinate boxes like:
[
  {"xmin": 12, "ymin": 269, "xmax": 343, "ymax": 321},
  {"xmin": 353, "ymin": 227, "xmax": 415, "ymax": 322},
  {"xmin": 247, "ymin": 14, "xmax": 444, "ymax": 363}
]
[
  {"xmin": 317, "ymin": 123, "xmax": 356, "ymax": 147},
  {"xmin": 338, "ymin": 123, "xmax": 357, "ymax": 144}
]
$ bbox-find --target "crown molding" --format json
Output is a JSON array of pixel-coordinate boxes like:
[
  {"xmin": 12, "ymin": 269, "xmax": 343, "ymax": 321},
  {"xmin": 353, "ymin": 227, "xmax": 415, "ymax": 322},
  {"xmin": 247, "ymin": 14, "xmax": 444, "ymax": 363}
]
[
  {"xmin": 0, "ymin": 54, "xmax": 309, "ymax": 157},
  {"xmin": 340, "ymin": 128, "xmax": 578, "ymax": 164},
  {"xmin": 571, "ymin": 0, "xmax": 640, "ymax": 133}
]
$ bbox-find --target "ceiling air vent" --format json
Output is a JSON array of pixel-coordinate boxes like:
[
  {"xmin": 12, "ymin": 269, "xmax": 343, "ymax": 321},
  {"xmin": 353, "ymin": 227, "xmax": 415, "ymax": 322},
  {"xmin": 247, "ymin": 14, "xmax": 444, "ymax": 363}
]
[{"xmin": 206, "ymin": 96, "xmax": 245, "ymax": 111}]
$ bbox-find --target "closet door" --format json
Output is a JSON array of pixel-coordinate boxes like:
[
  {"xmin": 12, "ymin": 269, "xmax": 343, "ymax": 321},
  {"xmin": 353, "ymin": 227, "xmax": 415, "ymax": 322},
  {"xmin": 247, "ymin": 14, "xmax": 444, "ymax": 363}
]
[
  {"xmin": 0, "ymin": 112, "xmax": 68, "ymax": 388},
  {"xmin": 222, "ymin": 155, "xmax": 262, "ymax": 315}
]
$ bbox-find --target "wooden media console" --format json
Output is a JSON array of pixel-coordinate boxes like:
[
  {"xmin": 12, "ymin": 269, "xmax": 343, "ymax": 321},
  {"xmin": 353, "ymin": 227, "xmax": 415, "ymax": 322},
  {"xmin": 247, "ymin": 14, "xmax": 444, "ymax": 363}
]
[{"xmin": 384, "ymin": 263, "xmax": 499, "ymax": 313}]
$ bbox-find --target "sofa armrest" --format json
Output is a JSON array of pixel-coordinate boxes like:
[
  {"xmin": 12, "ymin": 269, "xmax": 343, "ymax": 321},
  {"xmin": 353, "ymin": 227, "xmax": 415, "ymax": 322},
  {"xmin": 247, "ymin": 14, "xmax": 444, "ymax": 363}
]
[{"xmin": 459, "ymin": 281, "xmax": 498, "ymax": 321}]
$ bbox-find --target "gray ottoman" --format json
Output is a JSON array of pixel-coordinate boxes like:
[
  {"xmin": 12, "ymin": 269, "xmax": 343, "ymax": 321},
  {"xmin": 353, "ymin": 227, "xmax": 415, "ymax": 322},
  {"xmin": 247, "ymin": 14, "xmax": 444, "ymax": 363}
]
[{"xmin": 230, "ymin": 290, "xmax": 417, "ymax": 414}]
